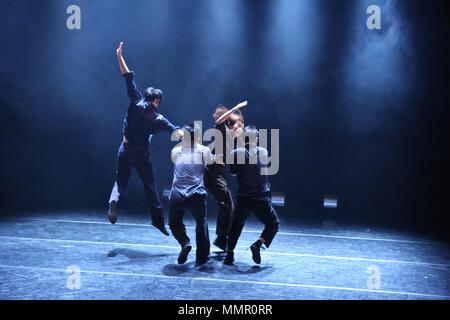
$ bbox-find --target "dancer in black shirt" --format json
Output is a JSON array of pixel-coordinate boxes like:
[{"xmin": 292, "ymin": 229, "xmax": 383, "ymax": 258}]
[
  {"xmin": 204, "ymin": 102, "xmax": 247, "ymax": 250},
  {"xmin": 224, "ymin": 126, "xmax": 280, "ymax": 265}
]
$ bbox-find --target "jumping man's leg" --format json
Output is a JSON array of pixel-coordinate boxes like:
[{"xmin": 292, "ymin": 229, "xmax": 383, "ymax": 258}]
[
  {"xmin": 135, "ymin": 155, "xmax": 169, "ymax": 236},
  {"xmin": 108, "ymin": 144, "xmax": 132, "ymax": 224}
]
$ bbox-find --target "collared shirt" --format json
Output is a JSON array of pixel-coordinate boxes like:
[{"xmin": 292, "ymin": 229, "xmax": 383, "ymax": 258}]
[
  {"xmin": 169, "ymin": 144, "xmax": 214, "ymax": 201},
  {"xmin": 122, "ymin": 72, "xmax": 178, "ymax": 147}
]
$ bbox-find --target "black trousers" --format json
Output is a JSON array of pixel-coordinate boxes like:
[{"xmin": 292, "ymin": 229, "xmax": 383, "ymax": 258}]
[
  {"xmin": 109, "ymin": 142, "xmax": 164, "ymax": 222},
  {"xmin": 227, "ymin": 194, "xmax": 279, "ymax": 251},
  {"xmin": 169, "ymin": 194, "xmax": 210, "ymax": 260},
  {"xmin": 204, "ymin": 164, "xmax": 234, "ymax": 238}
]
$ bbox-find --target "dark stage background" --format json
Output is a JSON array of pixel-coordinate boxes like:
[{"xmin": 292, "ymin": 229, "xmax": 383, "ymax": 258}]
[{"xmin": 0, "ymin": 0, "xmax": 448, "ymax": 236}]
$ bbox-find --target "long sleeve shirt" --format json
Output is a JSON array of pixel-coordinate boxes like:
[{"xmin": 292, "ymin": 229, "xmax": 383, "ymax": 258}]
[
  {"xmin": 121, "ymin": 72, "xmax": 178, "ymax": 147},
  {"xmin": 230, "ymin": 145, "xmax": 271, "ymax": 198}
]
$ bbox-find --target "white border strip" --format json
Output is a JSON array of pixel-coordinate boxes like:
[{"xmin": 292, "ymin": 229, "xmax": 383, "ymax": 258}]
[
  {"xmin": 0, "ymin": 264, "xmax": 448, "ymax": 299},
  {"xmin": 1, "ymin": 235, "xmax": 449, "ymax": 268},
  {"xmin": 9, "ymin": 217, "xmax": 447, "ymax": 245}
]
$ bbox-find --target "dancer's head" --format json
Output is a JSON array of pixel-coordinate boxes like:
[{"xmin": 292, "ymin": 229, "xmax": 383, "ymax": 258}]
[
  {"xmin": 182, "ymin": 123, "xmax": 201, "ymax": 145},
  {"xmin": 213, "ymin": 104, "xmax": 245, "ymax": 137},
  {"xmin": 229, "ymin": 110, "xmax": 245, "ymax": 136},
  {"xmin": 213, "ymin": 105, "xmax": 228, "ymax": 122},
  {"xmin": 243, "ymin": 125, "xmax": 259, "ymax": 145},
  {"xmin": 144, "ymin": 87, "xmax": 163, "ymax": 107}
]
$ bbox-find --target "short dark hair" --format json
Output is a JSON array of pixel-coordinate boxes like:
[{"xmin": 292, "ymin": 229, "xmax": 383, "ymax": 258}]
[
  {"xmin": 213, "ymin": 104, "xmax": 228, "ymax": 122},
  {"xmin": 144, "ymin": 87, "xmax": 163, "ymax": 102},
  {"xmin": 244, "ymin": 125, "xmax": 259, "ymax": 135},
  {"xmin": 182, "ymin": 123, "xmax": 200, "ymax": 144},
  {"xmin": 244, "ymin": 125, "xmax": 259, "ymax": 144}
]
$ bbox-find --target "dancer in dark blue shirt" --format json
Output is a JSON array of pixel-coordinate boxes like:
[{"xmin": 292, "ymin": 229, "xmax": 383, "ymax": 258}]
[{"xmin": 108, "ymin": 42, "xmax": 183, "ymax": 236}]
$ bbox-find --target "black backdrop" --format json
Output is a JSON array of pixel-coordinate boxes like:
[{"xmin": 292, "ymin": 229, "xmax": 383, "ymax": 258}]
[{"xmin": 0, "ymin": 0, "xmax": 448, "ymax": 237}]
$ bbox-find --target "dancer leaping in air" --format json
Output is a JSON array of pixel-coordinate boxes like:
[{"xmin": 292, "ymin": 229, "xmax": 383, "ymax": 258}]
[{"xmin": 107, "ymin": 42, "xmax": 183, "ymax": 236}]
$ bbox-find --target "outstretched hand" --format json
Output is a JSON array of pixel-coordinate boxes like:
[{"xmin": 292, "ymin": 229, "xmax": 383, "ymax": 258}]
[
  {"xmin": 116, "ymin": 41, "xmax": 124, "ymax": 57},
  {"xmin": 116, "ymin": 41, "xmax": 130, "ymax": 74}
]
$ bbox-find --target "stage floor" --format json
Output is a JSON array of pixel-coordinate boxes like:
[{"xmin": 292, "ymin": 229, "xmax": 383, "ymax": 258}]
[{"xmin": 0, "ymin": 211, "xmax": 449, "ymax": 300}]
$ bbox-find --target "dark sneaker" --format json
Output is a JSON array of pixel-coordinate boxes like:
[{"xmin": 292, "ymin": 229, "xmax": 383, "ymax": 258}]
[
  {"xmin": 213, "ymin": 236, "xmax": 227, "ymax": 251},
  {"xmin": 224, "ymin": 251, "xmax": 234, "ymax": 265},
  {"xmin": 250, "ymin": 243, "xmax": 263, "ymax": 264},
  {"xmin": 108, "ymin": 201, "xmax": 118, "ymax": 224},
  {"xmin": 177, "ymin": 244, "xmax": 192, "ymax": 265},
  {"xmin": 151, "ymin": 220, "xmax": 170, "ymax": 236}
]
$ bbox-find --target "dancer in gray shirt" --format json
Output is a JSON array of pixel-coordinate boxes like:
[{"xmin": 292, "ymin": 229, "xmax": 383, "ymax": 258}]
[{"xmin": 169, "ymin": 124, "xmax": 214, "ymax": 265}]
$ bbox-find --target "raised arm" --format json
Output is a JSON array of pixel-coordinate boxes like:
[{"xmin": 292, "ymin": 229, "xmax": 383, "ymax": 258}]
[
  {"xmin": 215, "ymin": 101, "xmax": 248, "ymax": 125},
  {"xmin": 116, "ymin": 42, "xmax": 130, "ymax": 75},
  {"xmin": 116, "ymin": 41, "xmax": 143, "ymax": 102}
]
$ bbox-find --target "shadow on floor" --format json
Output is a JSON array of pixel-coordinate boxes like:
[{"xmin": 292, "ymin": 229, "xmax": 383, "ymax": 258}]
[
  {"xmin": 107, "ymin": 248, "xmax": 173, "ymax": 259},
  {"xmin": 162, "ymin": 257, "xmax": 273, "ymax": 277}
]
